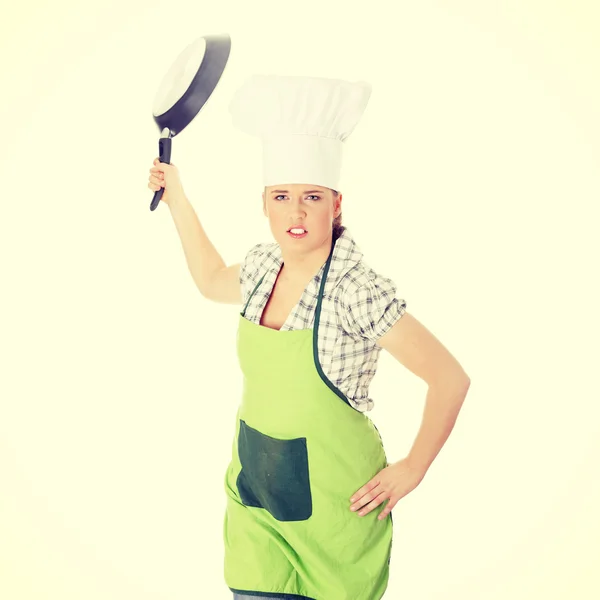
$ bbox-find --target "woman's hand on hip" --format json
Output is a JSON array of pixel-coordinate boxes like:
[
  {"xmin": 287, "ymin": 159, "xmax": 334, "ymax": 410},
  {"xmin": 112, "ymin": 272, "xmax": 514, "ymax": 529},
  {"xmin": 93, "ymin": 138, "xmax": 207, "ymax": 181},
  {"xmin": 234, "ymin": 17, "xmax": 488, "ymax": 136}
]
[{"xmin": 349, "ymin": 458, "xmax": 425, "ymax": 520}]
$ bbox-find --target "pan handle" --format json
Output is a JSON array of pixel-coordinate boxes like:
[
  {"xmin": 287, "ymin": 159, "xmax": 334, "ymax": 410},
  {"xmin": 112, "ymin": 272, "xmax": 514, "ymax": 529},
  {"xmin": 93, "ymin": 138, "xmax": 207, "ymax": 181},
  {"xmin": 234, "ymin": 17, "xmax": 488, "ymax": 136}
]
[{"xmin": 150, "ymin": 136, "xmax": 172, "ymax": 211}]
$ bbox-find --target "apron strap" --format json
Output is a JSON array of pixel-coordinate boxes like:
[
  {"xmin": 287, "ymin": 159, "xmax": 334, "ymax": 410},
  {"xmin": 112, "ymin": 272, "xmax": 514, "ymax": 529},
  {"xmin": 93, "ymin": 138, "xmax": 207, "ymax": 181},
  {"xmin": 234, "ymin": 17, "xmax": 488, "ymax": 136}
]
[{"xmin": 241, "ymin": 272, "xmax": 266, "ymax": 317}]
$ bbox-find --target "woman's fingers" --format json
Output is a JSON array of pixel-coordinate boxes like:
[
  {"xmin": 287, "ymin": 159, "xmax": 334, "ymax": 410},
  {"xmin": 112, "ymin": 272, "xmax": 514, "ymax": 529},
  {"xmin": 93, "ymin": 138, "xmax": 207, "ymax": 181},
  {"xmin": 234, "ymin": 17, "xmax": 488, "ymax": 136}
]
[
  {"xmin": 147, "ymin": 157, "xmax": 178, "ymax": 205},
  {"xmin": 147, "ymin": 171, "xmax": 164, "ymax": 190}
]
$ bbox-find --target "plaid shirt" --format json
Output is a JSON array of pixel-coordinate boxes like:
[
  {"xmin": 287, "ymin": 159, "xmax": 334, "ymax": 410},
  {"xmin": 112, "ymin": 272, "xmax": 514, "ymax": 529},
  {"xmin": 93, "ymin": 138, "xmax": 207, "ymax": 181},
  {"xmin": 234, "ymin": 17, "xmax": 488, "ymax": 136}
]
[{"xmin": 239, "ymin": 226, "xmax": 407, "ymax": 412}]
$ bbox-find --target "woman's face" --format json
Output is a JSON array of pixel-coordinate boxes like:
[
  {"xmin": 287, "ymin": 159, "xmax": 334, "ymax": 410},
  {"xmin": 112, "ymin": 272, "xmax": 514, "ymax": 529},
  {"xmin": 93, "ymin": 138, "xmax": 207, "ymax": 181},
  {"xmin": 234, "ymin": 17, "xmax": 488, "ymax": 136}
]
[{"xmin": 262, "ymin": 183, "xmax": 342, "ymax": 252}]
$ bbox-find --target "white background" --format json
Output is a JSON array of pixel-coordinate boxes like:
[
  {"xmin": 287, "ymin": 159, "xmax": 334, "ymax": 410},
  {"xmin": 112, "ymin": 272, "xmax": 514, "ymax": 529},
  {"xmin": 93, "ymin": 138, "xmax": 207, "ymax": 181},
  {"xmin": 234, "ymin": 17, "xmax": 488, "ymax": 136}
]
[{"xmin": 1, "ymin": 1, "xmax": 599, "ymax": 598}]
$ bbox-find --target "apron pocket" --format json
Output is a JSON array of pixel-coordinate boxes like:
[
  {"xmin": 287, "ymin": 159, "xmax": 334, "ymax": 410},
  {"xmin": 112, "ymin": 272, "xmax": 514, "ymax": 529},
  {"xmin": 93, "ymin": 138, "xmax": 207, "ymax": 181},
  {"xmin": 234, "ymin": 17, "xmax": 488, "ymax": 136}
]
[{"xmin": 236, "ymin": 419, "xmax": 312, "ymax": 522}]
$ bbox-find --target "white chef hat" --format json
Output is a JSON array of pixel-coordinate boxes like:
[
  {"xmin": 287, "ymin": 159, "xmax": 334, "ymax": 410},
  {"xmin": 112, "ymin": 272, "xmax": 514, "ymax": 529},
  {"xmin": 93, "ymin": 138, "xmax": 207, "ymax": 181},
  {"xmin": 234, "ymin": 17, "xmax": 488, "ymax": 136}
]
[{"xmin": 228, "ymin": 74, "xmax": 372, "ymax": 191}]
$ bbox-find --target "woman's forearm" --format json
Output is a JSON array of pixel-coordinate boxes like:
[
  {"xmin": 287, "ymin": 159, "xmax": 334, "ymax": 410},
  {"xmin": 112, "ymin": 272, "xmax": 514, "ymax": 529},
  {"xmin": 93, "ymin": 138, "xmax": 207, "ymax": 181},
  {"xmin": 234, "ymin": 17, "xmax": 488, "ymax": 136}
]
[
  {"xmin": 168, "ymin": 194, "xmax": 227, "ymax": 296},
  {"xmin": 406, "ymin": 379, "xmax": 470, "ymax": 476}
]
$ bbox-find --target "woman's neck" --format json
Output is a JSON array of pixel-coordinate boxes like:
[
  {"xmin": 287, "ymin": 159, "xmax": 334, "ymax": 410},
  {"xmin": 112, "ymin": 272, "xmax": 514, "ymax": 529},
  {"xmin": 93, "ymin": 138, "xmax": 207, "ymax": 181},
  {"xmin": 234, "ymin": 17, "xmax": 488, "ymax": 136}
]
[{"xmin": 279, "ymin": 235, "xmax": 333, "ymax": 285}]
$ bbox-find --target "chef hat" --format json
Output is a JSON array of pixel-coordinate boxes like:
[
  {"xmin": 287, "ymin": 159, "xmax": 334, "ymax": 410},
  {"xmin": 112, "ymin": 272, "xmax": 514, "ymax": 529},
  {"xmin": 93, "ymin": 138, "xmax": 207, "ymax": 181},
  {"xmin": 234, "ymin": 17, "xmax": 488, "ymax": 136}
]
[{"xmin": 228, "ymin": 74, "xmax": 372, "ymax": 191}]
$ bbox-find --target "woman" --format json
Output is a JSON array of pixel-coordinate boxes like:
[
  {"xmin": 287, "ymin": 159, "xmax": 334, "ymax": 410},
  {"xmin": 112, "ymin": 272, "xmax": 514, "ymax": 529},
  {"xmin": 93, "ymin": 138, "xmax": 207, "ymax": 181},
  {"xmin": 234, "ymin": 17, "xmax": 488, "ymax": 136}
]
[{"xmin": 147, "ymin": 75, "xmax": 470, "ymax": 600}]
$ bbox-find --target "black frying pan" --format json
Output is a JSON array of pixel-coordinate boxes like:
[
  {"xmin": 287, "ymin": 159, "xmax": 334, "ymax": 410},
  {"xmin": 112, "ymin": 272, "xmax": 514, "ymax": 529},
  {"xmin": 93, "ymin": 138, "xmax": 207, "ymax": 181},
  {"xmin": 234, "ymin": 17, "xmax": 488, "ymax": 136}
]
[{"xmin": 150, "ymin": 33, "xmax": 231, "ymax": 211}]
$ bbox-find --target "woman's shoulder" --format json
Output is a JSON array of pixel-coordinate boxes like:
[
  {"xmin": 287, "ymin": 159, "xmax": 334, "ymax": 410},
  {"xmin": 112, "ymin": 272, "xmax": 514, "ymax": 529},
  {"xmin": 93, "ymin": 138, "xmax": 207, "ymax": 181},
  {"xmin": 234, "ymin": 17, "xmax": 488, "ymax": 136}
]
[
  {"xmin": 335, "ymin": 258, "xmax": 401, "ymax": 304},
  {"xmin": 244, "ymin": 240, "xmax": 277, "ymax": 261},
  {"xmin": 330, "ymin": 227, "xmax": 394, "ymax": 287},
  {"xmin": 240, "ymin": 240, "xmax": 281, "ymax": 285},
  {"xmin": 329, "ymin": 234, "xmax": 407, "ymax": 341},
  {"xmin": 334, "ymin": 262, "xmax": 407, "ymax": 341}
]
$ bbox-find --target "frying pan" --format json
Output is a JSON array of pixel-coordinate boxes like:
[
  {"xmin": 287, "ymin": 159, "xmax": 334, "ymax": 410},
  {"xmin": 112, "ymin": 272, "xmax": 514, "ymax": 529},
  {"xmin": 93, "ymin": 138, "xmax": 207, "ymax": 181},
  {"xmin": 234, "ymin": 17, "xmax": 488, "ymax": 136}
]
[{"xmin": 150, "ymin": 33, "xmax": 231, "ymax": 211}]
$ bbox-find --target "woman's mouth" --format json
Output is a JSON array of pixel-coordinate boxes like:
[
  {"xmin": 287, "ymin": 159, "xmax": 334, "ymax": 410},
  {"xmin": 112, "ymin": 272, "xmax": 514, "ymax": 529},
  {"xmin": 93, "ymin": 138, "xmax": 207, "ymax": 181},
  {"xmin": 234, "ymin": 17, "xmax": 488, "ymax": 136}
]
[{"xmin": 287, "ymin": 227, "xmax": 308, "ymax": 239}]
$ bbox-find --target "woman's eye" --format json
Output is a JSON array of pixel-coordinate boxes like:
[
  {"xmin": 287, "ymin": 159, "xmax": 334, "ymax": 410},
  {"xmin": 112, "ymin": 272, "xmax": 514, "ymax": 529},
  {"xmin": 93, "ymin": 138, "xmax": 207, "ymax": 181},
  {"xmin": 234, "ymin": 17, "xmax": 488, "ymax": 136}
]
[{"xmin": 273, "ymin": 194, "xmax": 320, "ymax": 201}]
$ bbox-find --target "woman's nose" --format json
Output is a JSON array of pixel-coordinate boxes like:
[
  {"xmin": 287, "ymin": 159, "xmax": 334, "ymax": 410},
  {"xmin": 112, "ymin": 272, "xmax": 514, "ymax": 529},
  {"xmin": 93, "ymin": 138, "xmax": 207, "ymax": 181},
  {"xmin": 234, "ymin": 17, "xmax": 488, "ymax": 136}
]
[{"xmin": 289, "ymin": 200, "xmax": 306, "ymax": 217}]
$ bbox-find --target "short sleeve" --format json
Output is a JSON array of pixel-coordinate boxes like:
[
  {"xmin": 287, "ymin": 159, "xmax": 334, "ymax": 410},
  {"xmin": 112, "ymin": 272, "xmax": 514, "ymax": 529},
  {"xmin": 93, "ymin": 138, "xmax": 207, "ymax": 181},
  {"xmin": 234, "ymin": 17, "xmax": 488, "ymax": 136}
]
[
  {"xmin": 239, "ymin": 242, "xmax": 271, "ymax": 306},
  {"xmin": 339, "ymin": 269, "xmax": 407, "ymax": 342}
]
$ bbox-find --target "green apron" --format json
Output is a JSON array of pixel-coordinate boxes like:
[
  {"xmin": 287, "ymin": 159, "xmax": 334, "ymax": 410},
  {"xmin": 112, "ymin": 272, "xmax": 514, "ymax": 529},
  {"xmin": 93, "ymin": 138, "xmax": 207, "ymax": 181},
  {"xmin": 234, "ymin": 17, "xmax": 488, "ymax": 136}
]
[{"xmin": 223, "ymin": 237, "xmax": 393, "ymax": 599}]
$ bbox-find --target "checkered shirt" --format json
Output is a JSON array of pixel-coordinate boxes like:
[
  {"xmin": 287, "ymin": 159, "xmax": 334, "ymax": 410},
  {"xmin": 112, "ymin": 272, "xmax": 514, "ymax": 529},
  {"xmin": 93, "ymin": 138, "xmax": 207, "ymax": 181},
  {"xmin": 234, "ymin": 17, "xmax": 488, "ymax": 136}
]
[{"xmin": 238, "ymin": 226, "xmax": 407, "ymax": 412}]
